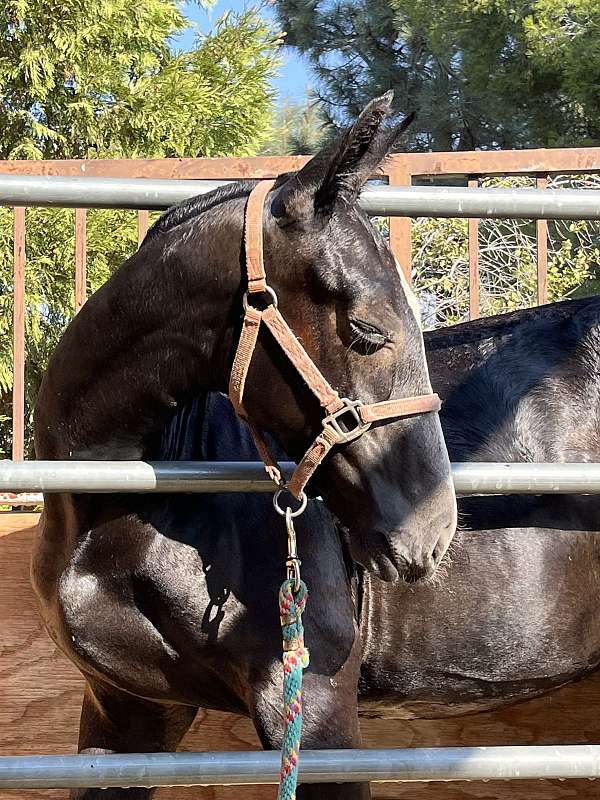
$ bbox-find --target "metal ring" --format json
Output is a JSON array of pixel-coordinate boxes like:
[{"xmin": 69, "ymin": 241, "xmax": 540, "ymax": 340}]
[
  {"xmin": 242, "ymin": 285, "xmax": 278, "ymax": 311},
  {"xmin": 273, "ymin": 488, "xmax": 307, "ymax": 518}
]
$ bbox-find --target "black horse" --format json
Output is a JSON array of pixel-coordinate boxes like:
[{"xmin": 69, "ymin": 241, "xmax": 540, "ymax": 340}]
[
  {"xmin": 390, "ymin": 296, "xmax": 600, "ymax": 719},
  {"xmin": 32, "ymin": 96, "xmax": 456, "ymax": 799},
  {"xmin": 194, "ymin": 294, "xmax": 600, "ymax": 797},
  {"xmin": 34, "ymin": 279, "xmax": 600, "ymax": 797}
]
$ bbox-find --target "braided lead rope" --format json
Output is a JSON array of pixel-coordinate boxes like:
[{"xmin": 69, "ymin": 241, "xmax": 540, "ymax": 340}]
[{"xmin": 277, "ymin": 578, "xmax": 309, "ymax": 800}]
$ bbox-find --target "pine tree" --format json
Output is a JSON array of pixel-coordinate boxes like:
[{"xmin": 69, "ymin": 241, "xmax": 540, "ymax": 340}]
[
  {"xmin": 274, "ymin": 0, "xmax": 600, "ymax": 150},
  {"xmin": 260, "ymin": 94, "xmax": 330, "ymax": 155}
]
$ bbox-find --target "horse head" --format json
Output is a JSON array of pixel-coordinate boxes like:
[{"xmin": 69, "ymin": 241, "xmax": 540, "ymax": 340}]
[
  {"xmin": 41, "ymin": 93, "xmax": 457, "ymax": 585},
  {"xmin": 231, "ymin": 93, "xmax": 457, "ymax": 582}
]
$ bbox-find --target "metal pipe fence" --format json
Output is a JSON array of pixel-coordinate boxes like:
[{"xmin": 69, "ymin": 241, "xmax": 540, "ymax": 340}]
[
  {"xmin": 2, "ymin": 174, "xmax": 600, "ymax": 219},
  {"xmin": 3, "ymin": 461, "xmax": 600, "ymax": 497},
  {"xmin": 0, "ymin": 174, "xmax": 228, "ymax": 210},
  {"xmin": 1, "ymin": 745, "xmax": 600, "ymax": 788},
  {"xmin": 2, "ymin": 153, "xmax": 600, "ymax": 793},
  {"xmin": 5, "ymin": 149, "xmax": 600, "ymax": 461}
]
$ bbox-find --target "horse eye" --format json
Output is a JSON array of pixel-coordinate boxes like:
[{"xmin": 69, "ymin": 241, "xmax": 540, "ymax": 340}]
[{"xmin": 349, "ymin": 319, "xmax": 388, "ymax": 352}]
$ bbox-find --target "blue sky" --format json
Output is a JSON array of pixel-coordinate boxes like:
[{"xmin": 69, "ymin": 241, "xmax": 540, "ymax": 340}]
[{"xmin": 173, "ymin": 1, "xmax": 313, "ymax": 101}]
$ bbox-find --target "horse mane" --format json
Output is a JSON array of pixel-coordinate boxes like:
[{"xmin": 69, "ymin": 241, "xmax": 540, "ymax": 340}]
[
  {"xmin": 147, "ymin": 179, "xmax": 257, "ymax": 239},
  {"xmin": 147, "ymin": 173, "xmax": 295, "ymax": 241}
]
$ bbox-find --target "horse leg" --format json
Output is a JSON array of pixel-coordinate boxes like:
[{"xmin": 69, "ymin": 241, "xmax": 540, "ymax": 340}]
[
  {"xmin": 251, "ymin": 658, "xmax": 370, "ymax": 799},
  {"xmin": 296, "ymin": 692, "xmax": 369, "ymax": 800},
  {"xmin": 72, "ymin": 679, "xmax": 198, "ymax": 800}
]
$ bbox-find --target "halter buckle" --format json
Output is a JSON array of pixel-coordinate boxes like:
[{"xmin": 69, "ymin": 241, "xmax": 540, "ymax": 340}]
[{"xmin": 322, "ymin": 398, "xmax": 372, "ymax": 444}]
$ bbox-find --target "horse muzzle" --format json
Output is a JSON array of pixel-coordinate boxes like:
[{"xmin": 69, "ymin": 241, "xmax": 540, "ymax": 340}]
[{"xmin": 349, "ymin": 495, "xmax": 457, "ymax": 584}]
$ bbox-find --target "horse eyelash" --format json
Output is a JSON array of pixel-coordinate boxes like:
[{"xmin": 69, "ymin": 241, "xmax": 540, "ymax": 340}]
[{"xmin": 348, "ymin": 319, "xmax": 389, "ymax": 353}]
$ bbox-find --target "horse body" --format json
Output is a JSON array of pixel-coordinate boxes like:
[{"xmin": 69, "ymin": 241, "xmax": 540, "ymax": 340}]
[
  {"xmin": 33, "ymin": 97, "xmax": 457, "ymax": 799},
  {"xmin": 359, "ymin": 522, "xmax": 600, "ymax": 719},
  {"xmin": 360, "ymin": 296, "xmax": 600, "ymax": 720},
  {"xmin": 35, "ymin": 279, "xmax": 600, "ymax": 799},
  {"xmin": 60, "ymin": 291, "xmax": 600, "ymax": 797}
]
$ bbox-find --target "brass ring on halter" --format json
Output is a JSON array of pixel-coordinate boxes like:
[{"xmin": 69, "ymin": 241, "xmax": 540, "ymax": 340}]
[
  {"xmin": 273, "ymin": 487, "xmax": 307, "ymax": 518},
  {"xmin": 242, "ymin": 285, "xmax": 278, "ymax": 311}
]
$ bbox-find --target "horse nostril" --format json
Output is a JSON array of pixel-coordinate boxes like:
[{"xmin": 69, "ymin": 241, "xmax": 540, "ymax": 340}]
[
  {"xmin": 432, "ymin": 546, "xmax": 441, "ymax": 562},
  {"xmin": 405, "ymin": 562, "xmax": 428, "ymax": 584}
]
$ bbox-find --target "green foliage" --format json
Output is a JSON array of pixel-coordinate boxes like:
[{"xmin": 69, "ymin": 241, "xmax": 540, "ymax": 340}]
[
  {"xmin": 0, "ymin": 1, "xmax": 282, "ymax": 456},
  {"xmin": 523, "ymin": 1, "xmax": 600, "ymax": 144},
  {"xmin": 260, "ymin": 94, "xmax": 331, "ymax": 155},
  {"xmin": 274, "ymin": 0, "xmax": 600, "ymax": 149},
  {"xmin": 0, "ymin": 207, "xmax": 144, "ymax": 455},
  {"xmin": 0, "ymin": 1, "xmax": 282, "ymax": 158}
]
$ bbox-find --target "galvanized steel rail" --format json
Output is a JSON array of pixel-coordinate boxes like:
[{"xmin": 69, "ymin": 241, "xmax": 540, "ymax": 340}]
[
  {"xmin": 1, "ymin": 745, "xmax": 600, "ymax": 788},
  {"xmin": 1, "ymin": 174, "xmax": 600, "ymax": 219},
  {"xmin": 3, "ymin": 461, "xmax": 600, "ymax": 495}
]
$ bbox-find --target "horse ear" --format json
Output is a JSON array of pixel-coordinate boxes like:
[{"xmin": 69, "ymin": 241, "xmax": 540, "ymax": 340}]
[{"xmin": 271, "ymin": 93, "xmax": 415, "ymax": 224}]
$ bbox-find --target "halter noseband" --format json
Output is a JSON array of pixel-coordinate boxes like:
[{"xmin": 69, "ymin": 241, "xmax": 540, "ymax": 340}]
[{"xmin": 228, "ymin": 180, "xmax": 441, "ymax": 500}]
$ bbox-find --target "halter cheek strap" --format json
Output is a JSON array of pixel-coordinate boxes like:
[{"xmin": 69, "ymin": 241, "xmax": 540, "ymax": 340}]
[{"xmin": 228, "ymin": 180, "xmax": 442, "ymax": 500}]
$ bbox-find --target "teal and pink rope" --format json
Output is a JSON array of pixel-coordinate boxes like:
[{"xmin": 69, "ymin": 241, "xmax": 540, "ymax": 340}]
[{"xmin": 277, "ymin": 578, "xmax": 309, "ymax": 800}]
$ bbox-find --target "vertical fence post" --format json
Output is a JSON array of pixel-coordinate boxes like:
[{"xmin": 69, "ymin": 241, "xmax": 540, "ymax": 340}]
[
  {"xmin": 387, "ymin": 161, "xmax": 413, "ymax": 283},
  {"xmin": 468, "ymin": 178, "xmax": 480, "ymax": 320},
  {"xmin": 12, "ymin": 208, "xmax": 26, "ymax": 461},
  {"xmin": 536, "ymin": 176, "xmax": 549, "ymax": 305},
  {"xmin": 138, "ymin": 211, "xmax": 149, "ymax": 247},
  {"xmin": 75, "ymin": 208, "xmax": 87, "ymax": 311}
]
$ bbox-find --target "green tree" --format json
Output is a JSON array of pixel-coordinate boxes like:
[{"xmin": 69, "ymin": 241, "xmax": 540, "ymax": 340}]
[
  {"xmin": 1, "ymin": 1, "xmax": 282, "ymax": 456},
  {"xmin": 275, "ymin": 0, "xmax": 600, "ymax": 150},
  {"xmin": 0, "ymin": 1, "xmax": 281, "ymax": 158},
  {"xmin": 260, "ymin": 94, "xmax": 331, "ymax": 155}
]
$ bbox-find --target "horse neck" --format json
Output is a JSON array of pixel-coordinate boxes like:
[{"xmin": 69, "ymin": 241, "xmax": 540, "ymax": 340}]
[{"xmin": 34, "ymin": 217, "xmax": 241, "ymax": 461}]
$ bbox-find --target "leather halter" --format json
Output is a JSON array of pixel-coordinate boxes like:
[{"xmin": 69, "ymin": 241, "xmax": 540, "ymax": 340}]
[{"xmin": 228, "ymin": 180, "xmax": 441, "ymax": 500}]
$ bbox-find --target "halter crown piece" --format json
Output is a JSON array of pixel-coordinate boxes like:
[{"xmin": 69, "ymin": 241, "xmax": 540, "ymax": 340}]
[{"xmin": 228, "ymin": 180, "xmax": 442, "ymax": 500}]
